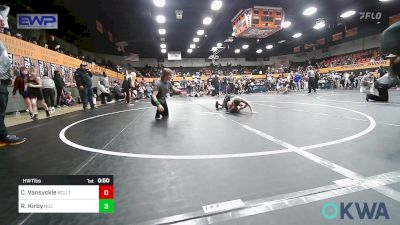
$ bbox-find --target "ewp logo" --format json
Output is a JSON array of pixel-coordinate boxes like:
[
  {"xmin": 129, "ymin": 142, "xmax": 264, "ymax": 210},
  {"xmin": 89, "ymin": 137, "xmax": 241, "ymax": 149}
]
[
  {"xmin": 322, "ymin": 202, "xmax": 389, "ymax": 220},
  {"xmin": 17, "ymin": 14, "xmax": 58, "ymax": 29}
]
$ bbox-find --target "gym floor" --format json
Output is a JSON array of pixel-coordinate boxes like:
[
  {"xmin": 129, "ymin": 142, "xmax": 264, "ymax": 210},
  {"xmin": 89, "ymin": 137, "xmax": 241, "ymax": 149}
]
[{"xmin": 1, "ymin": 90, "xmax": 400, "ymax": 225}]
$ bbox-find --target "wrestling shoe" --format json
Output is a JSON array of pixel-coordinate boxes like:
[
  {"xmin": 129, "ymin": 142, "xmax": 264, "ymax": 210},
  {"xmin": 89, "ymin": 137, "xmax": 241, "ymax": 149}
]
[{"xmin": 0, "ymin": 135, "xmax": 26, "ymax": 147}]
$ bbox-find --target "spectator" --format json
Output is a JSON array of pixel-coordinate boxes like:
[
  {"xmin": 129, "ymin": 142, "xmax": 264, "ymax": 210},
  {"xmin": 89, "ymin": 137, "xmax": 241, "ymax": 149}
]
[
  {"xmin": 42, "ymin": 73, "xmax": 56, "ymax": 113},
  {"xmin": 61, "ymin": 91, "xmax": 76, "ymax": 106},
  {"xmin": 113, "ymin": 81, "xmax": 124, "ymax": 101},
  {"xmin": 75, "ymin": 63, "xmax": 95, "ymax": 109},
  {"xmin": 15, "ymin": 33, "xmax": 23, "ymax": 40},
  {"xmin": 47, "ymin": 35, "xmax": 60, "ymax": 51},
  {"xmin": 53, "ymin": 71, "xmax": 65, "ymax": 107},
  {"xmin": 122, "ymin": 72, "xmax": 135, "ymax": 105},
  {"xmin": 99, "ymin": 81, "xmax": 112, "ymax": 104},
  {"xmin": 145, "ymin": 83, "xmax": 153, "ymax": 98},
  {"xmin": 294, "ymin": 71, "xmax": 302, "ymax": 91},
  {"xmin": 99, "ymin": 72, "xmax": 110, "ymax": 89}
]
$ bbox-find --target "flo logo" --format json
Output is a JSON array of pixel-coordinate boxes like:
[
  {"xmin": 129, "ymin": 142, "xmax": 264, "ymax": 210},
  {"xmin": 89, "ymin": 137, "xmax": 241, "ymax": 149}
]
[
  {"xmin": 322, "ymin": 202, "xmax": 389, "ymax": 220},
  {"xmin": 359, "ymin": 12, "xmax": 382, "ymax": 20}
]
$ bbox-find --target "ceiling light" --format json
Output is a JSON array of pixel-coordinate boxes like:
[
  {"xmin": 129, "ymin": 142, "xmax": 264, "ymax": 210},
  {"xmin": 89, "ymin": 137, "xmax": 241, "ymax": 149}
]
[
  {"xmin": 190, "ymin": 44, "xmax": 196, "ymax": 49},
  {"xmin": 234, "ymin": 49, "xmax": 240, "ymax": 53},
  {"xmin": 153, "ymin": 0, "xmax": 165, "ymax": 7},
  {"xmin": 242, "ymin": 44, "xmax": 249, "ymax": 49},
  {"xmin": 303, "ymin": 7, "xmax": 317, "ymax": 16},
  {"xmin": 197, "ymin": 30, "xmax": 204, "ymax": 35},
  {"xmin": 211, "ymin": 0, "xmax": 222, "ymax": 10},
  {"xmin": 211, "ymin": 47, "xmax": 218, "ymax": 51},
  {"xmin": 379, "ymin": 0, "xmax": 392, "ymax": 2},
  {"xmin": 278, "ymin": 40, "xmax": 286, "ymax": 43},
  {"xmin": 193, "ymin": 37, "xmax": 200, "ymax": 42},
  {"xmin": 282, "ymin": 21, "xmax": 292, "ymax": 28},
  {"xmin": 313, "ymin": 21, "xmax": 326, "ymax": 30},
  {"xmin": 217, "ymin": 42, "xmax": 222, "ymax": 47},
  {"xmin": 187, "ymin": 49, "xmax": 193, "ymax": 53},
  {"xmin": 211, "ymin": 0, "xmax": 222, "ymax": 11},
  {"xmin": 156, "ymin": 15, "xmax": 166, "ymax": 23},
  {"xmin": 292, "ymin": 33, "xmax": 302, "ymax": 38},
  {"xmin": 160, "ymin": 43, "xmax": 166, "ymax": 48},
  {"xmin": 161, "ymin": 49, "xmax": 167, "ymax": 53},
  {"xmin": 340, "ymin": 10, "xmax": 356, "ymax": 18},
  {"xmin": 266, "ymin": 44, "xmax": 273, "ymax": 49},
  {"xmin": 203, "ymin": 17, "xmax": 212, "ymax": 25},
  {"xmin": 158, "ymin": 29, "xmax": 166, "ymax": 35},
  {"xmin": 256, "ymin": 49, "xmax": 263, "ymax": 53}
]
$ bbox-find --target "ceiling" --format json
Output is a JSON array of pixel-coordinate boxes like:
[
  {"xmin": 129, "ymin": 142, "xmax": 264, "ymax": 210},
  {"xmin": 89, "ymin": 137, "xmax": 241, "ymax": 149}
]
[{"xmin": 6, "ymin": 0, "xmax": 400, "ymax": 59}]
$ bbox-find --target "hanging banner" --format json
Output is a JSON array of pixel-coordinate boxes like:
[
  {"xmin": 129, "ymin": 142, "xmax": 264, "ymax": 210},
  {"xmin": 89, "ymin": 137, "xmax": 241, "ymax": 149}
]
[
  {"xmin": 304, "ymin": 43, "xmax": 312, "ymax": 50},
  {"xmin": 345, "ymin": 27, "xmax": 358, "ymax": 38},
  {"xmin": 293, "ymin": 46, "xmax": 300, "ymax": 53},
  {"xmin": 38, "ymin": 60, "xmax": 45, "ymax": 76},
  {"xmin": 23, "ymin": 57, "xmax": 31, "ymax": 68},
  {"xmin": 319, "ymin": 60, "xmax": 390, "ymax": 73},
  {"xmin": 0, "ymin": 33, "xmax": 120, "ymax": 80},
  {"xmin": 316, "ymin": 38, "xmax": 325, "ymax": 46},
  {"xmin": 332, "ymin": 32, "xmax": 343, "ymax": 42}
]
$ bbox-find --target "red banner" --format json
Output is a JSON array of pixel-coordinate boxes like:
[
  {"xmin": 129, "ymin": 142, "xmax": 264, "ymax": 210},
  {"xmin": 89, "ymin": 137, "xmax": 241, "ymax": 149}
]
[
  {"xmin": 345, "ymin": 27, "xmax": 358, "ymax": 38},
  {"xmin": 293, "ymin": 46, "xmax": 300, "ymax": 53},
  {"xmin": 332, "ymin": 32, "xmax": 343, "ymax": 42},
  {"xmin": 316, "ymin": 38, "xmax": 325, "ymax": 46}
]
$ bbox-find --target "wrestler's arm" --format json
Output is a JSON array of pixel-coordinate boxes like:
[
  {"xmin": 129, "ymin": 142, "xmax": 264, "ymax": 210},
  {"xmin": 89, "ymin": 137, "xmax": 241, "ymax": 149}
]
[{"xmin": 237, "ymin": 97, "xmax": 254, "ymax": 112}]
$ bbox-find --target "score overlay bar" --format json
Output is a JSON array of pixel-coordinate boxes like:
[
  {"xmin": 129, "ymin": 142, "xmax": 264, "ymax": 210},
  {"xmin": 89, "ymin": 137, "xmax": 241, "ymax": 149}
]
[{"xmin": 18, "ymin": 175, "xmax": 114, "ymax": 213}]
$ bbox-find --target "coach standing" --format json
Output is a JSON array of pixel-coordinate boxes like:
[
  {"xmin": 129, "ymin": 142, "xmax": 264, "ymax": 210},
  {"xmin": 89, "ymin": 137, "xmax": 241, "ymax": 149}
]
[
  {"xmin": 0, "ymin": 15, "xmax": 26, "ymax": 146},
  {"xmin": 75, "ymin": 63, "xmax": 95, "ymax": 109},
  {"xmin": 366, "ymin": 22, "xmax": 400, "ymax": 102}
]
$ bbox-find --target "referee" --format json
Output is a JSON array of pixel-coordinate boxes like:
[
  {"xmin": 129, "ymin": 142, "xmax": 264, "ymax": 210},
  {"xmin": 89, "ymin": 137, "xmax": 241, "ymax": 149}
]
[{"xmin": 0, "ymin": 14, "xmax": 26, "ymax": 146}]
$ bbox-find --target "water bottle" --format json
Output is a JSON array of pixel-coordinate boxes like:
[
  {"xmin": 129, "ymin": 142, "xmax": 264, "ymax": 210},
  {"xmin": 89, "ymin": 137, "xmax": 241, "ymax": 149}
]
[{"xmin": 15, "ymin": 110, "xmax": 20, "ymax": 117}]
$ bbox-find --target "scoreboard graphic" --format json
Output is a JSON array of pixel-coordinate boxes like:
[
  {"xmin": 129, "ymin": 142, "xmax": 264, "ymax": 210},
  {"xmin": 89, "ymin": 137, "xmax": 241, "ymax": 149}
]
[
  {"xmin": 18, "ymin": 175, "xmax": 114, "ymax": 213},
  {"xmin": 231, "ymin": 6, "xmax": 285, "ymax": 38}
]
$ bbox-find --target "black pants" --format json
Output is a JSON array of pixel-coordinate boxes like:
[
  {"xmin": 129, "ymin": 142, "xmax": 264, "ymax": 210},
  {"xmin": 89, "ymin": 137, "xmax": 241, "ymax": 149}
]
[
  {"xmin": 114, "ymin": 93, "xmax": 124, "ymax": 101},
  {"xmin": 308, "ymin": 77, "xmax": 316, "ymax": 93},
  {"xmin": 56, "ymin": 87, "xmax": 63, "ymax": 106},
  {"xmin": 125, "ymin": 90, "xmax": 130, "ymax": 103},
  {"xmin": 367, "ymin": 88, "xmax": 388, "ymax": 102},
  {"xmin": 0, "ymin": 83, "xmax": 9, "ymax": 139},
  {"xmin": 100, "ymin": 93, "xmax": 112, "ymax": 104},
  {"xmin": 43, "ymin": 88, "xmax": 56, "ymax": 107},
  {"xmin": 151, "ymin": 98, "xmax": 169, "ymax": 117}
]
